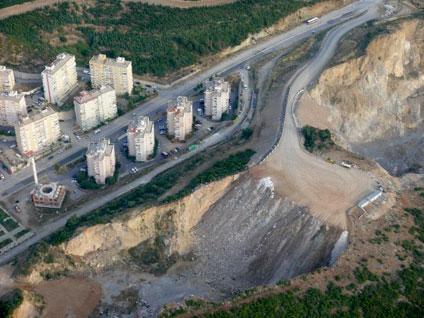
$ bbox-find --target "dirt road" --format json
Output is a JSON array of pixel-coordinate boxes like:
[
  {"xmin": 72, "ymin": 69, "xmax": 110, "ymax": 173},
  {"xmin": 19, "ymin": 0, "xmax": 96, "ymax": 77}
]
[
  {"xmin": 0, "ymin": 0, "xmax": 237, "ymax": 20},
  {"xmin": 254, "ymin": 2, "xmax": 383, "ymax": 229}
]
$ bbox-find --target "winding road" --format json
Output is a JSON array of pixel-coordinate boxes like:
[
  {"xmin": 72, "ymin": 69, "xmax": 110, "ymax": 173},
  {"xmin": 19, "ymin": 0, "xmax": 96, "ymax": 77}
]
[
  {"xmin": 261, "ymin": 1, "xmax": 383, "ymax": 229},
  {"xmin": 0, "ymin": 0, "xmax": 384, "ymax": 264}
]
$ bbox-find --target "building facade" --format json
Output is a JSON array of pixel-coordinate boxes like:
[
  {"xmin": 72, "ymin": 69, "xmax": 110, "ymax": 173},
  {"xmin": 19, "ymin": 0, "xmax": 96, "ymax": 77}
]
[
  {"xmin": 204, "ymin": 78, "xmax": 230, "ymax": 120},
  {"xmin": 15, "ymin": 107, "xmax": 60, "ymax": 156},
  {"xmin": 41, "ymin": 53, "xmax": 78, "ymax": 106},
  {"xmin": 89, "ymin": 54, "xmax": 133, "ymax": 95},
  {"xmin": 74, "ymin": 86, "xmax": 117, "ymax": 131},
  {"xmin": 0, "ymin": 66, "xmax": 15, "ymax": 92},
  {"xmin": 167, "ymin": 96, "xmax": 193, "ymax": 141},
  {"xmin": 0, "ymin": 91, "xmax": 27, "ymax": 126},
  {"xmin": 86, "ymin": 138, "xmax": 116, "ymax": 184},
  {"xmin": 127, "ymin": 115, "xmax": 154, "ymax": 162}
]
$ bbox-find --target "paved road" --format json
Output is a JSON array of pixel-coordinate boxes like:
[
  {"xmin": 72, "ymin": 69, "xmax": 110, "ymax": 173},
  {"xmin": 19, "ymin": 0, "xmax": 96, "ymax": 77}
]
[
  {"xmin": 0, "ymin": 0, "xmax": 373, "ymax": 200},
  {"xmin": 0, "ymin": 0, "xmax": 381, "ymax": 264},
  {"xmin": 262, "ymin": 0, "xmax": 383, "ymax": 229}
]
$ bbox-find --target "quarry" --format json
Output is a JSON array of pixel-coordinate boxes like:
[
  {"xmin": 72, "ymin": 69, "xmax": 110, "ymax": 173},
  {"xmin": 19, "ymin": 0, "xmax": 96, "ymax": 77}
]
[{"xmin": 0, "ymin": 1, "xmax": 423, "ymax": 317}]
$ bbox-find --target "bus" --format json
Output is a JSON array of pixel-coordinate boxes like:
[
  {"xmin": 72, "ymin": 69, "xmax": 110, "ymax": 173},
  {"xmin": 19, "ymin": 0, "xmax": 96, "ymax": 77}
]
[{"xmin": 306, "ymin": 17, "xmax": 319, "ymax": 24}]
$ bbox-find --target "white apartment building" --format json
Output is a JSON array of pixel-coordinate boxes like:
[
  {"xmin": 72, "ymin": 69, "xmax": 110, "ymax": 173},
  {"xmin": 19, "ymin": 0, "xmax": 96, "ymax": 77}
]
[
  {"xmin": 74, "ymin": 86, "xmax": 117, "ymax": 131},
  {"xmin": 86, "ymin": 138, "xmax": 116, "ymax": 184},
  {"xmin": 0, "ymin": 91, "xmax": 27, "ymax": 126},
  {"xmin": 15, "ymin": 107, "xmax": 60, "ymax": 156},
  {"xmin": 167, "ymin": 96, "xmax": 193, "ymax": 141},
  {"xmin": 89, "ymin": 54, "xmax": 133, "ymax": 95},
  {"xmin": 204, "ymin": 78, "xmax": 230, "ymax": 120},
  {"xmin": 0, "ymin": 66, "xmax": 15, "ymax": 92},
  {"xmin": 127, "ymin": 115, "xmax": 154, "ymax": 162},
  {"xmin": 42, "ymin": 53, "xmax": 78, "ymax": 106}
]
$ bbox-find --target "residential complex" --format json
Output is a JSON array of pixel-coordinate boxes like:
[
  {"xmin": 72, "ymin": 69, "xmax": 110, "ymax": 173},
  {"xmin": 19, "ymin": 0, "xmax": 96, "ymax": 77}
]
[
  {"xmin": 86, "ymin": 138, "xmax": 116, "ymax": 184},
  {"xmin": 41, "ymin": 53, "xmax": 78, "ymax": 106},
  {"xmin": 0, "ymin": 65, "xmax": 15, "ymax": 92},
  {"xmin": 74, "ymin": 86, "xmax": 117, "ymax": 131},
  {"xmin": 0, "ymin": 91, "xmax": 27, "ymax": 126},
  {"xmin": 167, "ymin": 96, "xmax": 193, "ymax": 141},
  {"xmin": 127, "ymin": 115, "xmax": 154, "ymax": 162},
  {"xmin": 89, "ymin": 54, "xmax": 133, "ymax": 95},
  {"xmin": 15, "ymin": 107, "xmax": 60, "ymax": 156},
  {"xmin": 204, "ymin": 78, "xmax": 230, "ymax": 120}
]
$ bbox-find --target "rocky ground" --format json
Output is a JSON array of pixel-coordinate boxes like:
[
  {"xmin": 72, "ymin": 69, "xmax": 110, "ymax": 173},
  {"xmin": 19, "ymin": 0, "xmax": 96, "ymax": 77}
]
[{"xmin": 300, "ymin": 17, "xmax": 424, "ymax": 176}]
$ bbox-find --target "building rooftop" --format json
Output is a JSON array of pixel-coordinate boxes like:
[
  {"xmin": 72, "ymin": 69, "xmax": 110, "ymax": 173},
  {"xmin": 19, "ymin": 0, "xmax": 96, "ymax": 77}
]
[
  {"xmin": 205, "ymin": 77, "xmax": 230, "ymax": 94},
  {"xmin": 167, "ymin": 96, "xmax": 192, "ymax": 115},
  {"xmin": 128, "ymin": 115, "xmax": 153, "ymax": 135},
  {"xmin": 42, "ymin": 53, "xmax": 75, "ymax": 75},
  {"xmin": 90, "ymin": 54, "xmax": 132, "ymax": 68},
  {"xmin": 86, "ymin": 138, "xmax": 114, "ymax": 161},
  {"xmin": 17, "ymin": 107, "xmax": 56, "ymax": 125},
  {"xmin": 74, "ymin": 86, "xmax": 114, "ymax": 104}
]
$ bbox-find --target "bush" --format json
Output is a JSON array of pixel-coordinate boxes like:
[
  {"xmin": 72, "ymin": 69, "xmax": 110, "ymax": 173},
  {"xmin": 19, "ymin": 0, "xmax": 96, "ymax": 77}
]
[
  {"xmin": 241, "ymin": 127, "xmax": 254, "ymax": 140},
  {"xmin": 0, "ymin": 289, "xmax": 23, "ymax": 318},
  {"xmin": 301, "ymin": 125, "xmax": 334, "ymax": 152}
]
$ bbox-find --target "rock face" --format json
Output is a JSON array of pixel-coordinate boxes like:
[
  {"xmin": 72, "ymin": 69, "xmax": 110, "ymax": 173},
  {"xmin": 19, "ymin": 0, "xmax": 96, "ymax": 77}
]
[
  {"xmin": 62, "ymin": 173, "xmax": 342, "ymax": 316},
  {"xmin": 309, "ymin": 19, "xmax": 424, "ymax": 175}
]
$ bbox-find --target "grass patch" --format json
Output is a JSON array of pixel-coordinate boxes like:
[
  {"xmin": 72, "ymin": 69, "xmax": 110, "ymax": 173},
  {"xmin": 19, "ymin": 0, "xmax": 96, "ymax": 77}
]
[
  {"xmin": 0, "ymin": 238, "xmax": 13, "ymax": 249},
  {"xmin": 14, "ymin": 229, "xmax": 30, "ymax": 239}
]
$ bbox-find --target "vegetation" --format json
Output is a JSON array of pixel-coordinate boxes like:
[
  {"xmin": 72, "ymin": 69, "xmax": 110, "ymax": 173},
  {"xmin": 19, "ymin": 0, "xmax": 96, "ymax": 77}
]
[
  {"xmin": 241, "ymin": 127, "xmax": 254, "ymax": 140},
  {"xmin": 0, "ymin": 0, "xmax": 326, "ymax": 76},
  {"xmin": 0, "ymin": 129, "xmax": 15, "ymax": 137},
  {"xmin": 0, "ymin": 0, "xmax": 30, "ymax": 9},
  {"xmin": 164, "ymin": 150, "xmax": 255, "ymax": 202},
  {"xmin": 0, "ymin": 289, "xmax": 23, "ymax": 318},
  {"xmin": 75, "ymin": 171, "xmax": 101, "ymax": 190},
  {"xmin": 301, "ymin": 125, "xmax": 334, "ymax": 152}
]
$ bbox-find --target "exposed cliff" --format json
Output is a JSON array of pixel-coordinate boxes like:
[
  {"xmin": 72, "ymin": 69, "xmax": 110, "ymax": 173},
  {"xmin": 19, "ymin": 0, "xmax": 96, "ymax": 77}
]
[
  {"xmin": 50, "ymin": 172, "xmax": 342, "ymax": 316},
  {"xmin": 306, "ymin": 19, "xmax": 424, "ymax": 175}
]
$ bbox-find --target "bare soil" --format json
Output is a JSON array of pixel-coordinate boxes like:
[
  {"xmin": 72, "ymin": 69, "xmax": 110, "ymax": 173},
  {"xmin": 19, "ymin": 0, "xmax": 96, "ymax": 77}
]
[{"xmin": 32, "ymin": 277, "xmax": 101, "ymax": 318}]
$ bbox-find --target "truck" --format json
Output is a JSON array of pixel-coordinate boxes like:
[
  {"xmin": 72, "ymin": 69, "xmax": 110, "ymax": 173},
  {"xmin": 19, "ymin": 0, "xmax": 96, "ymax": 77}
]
[{"xmin": 306, "ymin": 17, "xmax": 319, "ymax": 24}]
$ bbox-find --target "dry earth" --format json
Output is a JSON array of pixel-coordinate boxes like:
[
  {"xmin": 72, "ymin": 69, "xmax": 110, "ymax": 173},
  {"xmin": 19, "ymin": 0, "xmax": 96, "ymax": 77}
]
[
  {"xmin": 31, "ymin": 277, "xmax": 101, "ymax": 318},
  {"xmin": 0, "ymin": 0, "xmax": 237, "ymax": 20}
]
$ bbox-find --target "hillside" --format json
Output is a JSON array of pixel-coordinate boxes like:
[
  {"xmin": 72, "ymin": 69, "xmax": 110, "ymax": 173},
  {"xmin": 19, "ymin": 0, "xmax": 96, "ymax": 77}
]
[
  {"xmin": 298, "ymin": 17, "xmax": 424, "ymax": 175},
  {"xmin": 0, "ymin": 0, "xmax": 345, "ymax": 77}
]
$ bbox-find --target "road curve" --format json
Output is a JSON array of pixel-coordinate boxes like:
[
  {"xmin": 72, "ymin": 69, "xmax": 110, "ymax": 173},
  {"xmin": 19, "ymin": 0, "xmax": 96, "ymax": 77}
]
[
  {"xmin": 0, "ymin": 0, "xmax": 380, "ymax": 264},
  {"xmin": 261, "ymin": 0, "xmax": 383, "ymax": 229},
  {"xmin": 0, "ymin": 0, "xmax": 373, "ymax": 200}
]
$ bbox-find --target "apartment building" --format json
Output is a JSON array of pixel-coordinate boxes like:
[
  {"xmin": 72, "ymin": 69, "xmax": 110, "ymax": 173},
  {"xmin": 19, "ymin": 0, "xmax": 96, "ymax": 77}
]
[
  {"xmin": 89, "ymin": 54, "xmax": 133, "ymax": 95},
  {"xmin": 86, "ymin": 138, "xmax": 116, "ymax": 184},
  {"xmin": 127, "ymin": 115, "xmax": 154, "ymax": 162},
  {"xmin": 41, "ymin": 53, "xmax": 78, "ymax": 106},
  {"xmin": 15, "ymin": 107, "xmax": 60, "ymax": 156},
  {"xmin": 0, "ymin": 91, "xmax": 27, "ymax": 126},
  {"xmin": 167, "ymin": 96, "xmax": 193, "ymax": 141},
  {"xmin": 204, "ymin": 78, "xmax": 230, "ymax": 120},
  {"xmin": 74, "ymin": 86, "xmax": 117, "ymax": 131},
  {"xmin": 0, "ymin": 66, "xmax": 15, "ymax": 92}
]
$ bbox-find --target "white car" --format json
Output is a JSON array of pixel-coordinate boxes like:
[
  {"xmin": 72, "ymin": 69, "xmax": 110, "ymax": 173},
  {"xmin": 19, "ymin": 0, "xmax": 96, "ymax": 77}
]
[{"xmin": 94, "ymin": 129, "xmax": 101, "ymax": 134}]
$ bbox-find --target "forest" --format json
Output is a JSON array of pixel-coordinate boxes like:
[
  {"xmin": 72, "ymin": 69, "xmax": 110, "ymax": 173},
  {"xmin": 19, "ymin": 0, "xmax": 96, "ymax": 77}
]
[{"xmin": 0, "ymin": 0, "xmax": 324, "ymax": 76}]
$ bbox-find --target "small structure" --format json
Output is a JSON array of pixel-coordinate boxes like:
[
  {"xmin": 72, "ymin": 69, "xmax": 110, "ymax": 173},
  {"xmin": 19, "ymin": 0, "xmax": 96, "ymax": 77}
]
[
  {"xmin": 357, "ymin": 189, "xmax": 383, "ymax": 211},
  {"xmin": 30, "ymin": 157, "xmax": 66, "ymax": 209},
  {"xmin": 31, "ymin": 183, "xmax": 66, "ymax": 209}
]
